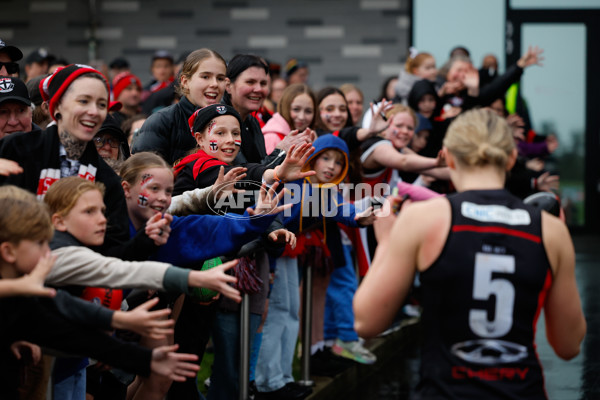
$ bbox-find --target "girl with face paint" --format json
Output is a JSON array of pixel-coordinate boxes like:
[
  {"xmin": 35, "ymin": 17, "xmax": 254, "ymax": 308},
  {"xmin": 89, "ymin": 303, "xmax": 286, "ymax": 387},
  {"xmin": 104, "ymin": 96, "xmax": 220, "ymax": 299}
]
[
  {"xmin": 174, "ymin": 103, "xmax": 315, "ymax": 400},
  {"xmin": 132, "ymin": 49, "xmax": 229, "ymax": 165},
  {"xmin": 120, "ymin": 152, "xmax": 294, "ymax": 400}
]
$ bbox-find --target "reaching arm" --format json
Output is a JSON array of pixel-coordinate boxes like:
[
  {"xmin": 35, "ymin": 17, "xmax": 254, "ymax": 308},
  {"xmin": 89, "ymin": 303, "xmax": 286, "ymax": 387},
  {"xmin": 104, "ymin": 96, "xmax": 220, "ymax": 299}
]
[
  {"xmin": 542, "ymin": 212, "xmax": 586, "ymax": 360},
  {"xmin": 366, "ymin": 142, "xmax": 442, "ymax": 173}
]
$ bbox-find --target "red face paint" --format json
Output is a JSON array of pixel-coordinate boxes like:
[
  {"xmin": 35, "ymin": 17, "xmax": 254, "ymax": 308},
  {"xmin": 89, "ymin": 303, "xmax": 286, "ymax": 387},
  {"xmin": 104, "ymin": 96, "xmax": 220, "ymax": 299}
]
[{"xmin": 138, "ymin": 174, "xmax": 154, "ymax": 207}]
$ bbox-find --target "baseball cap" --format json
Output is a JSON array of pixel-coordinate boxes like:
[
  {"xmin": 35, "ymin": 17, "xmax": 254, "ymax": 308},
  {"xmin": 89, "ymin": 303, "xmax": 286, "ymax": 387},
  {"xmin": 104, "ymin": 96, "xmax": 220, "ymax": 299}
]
[
  {"xmin": 25, "ymin": 48, "xmax": 50, "ymax": 65},
  {"xmin": 152, "ymin": 50, "xmax": 174, "ymax": 63},
  {"xmin": 0, "ymin": 77, "xmax": 32, "ymax": 106},
  {"xmin": 0, "ymin": 39, "xmax": 23, "ymax": 62}
]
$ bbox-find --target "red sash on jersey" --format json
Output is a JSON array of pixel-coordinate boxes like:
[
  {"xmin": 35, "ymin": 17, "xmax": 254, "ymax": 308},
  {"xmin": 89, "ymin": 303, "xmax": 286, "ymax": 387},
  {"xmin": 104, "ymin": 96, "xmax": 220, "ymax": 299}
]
[{"xmin": 173, "ymin": 150, "xmax": 227, "ymax": 179}]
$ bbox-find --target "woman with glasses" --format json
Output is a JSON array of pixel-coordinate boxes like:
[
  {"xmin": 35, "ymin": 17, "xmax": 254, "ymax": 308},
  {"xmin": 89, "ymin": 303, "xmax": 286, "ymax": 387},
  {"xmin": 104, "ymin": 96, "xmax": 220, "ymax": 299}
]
[{"xmin": 93, "ymin": 114, "xmax": 130, "ymax": 173}]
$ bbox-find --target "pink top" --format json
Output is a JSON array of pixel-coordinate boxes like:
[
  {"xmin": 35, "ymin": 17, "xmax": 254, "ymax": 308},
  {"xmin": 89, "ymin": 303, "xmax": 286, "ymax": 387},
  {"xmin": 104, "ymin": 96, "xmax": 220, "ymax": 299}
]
[{"xmin": 262, "ymin": 112, "xmax": 291, "ymax": 154}]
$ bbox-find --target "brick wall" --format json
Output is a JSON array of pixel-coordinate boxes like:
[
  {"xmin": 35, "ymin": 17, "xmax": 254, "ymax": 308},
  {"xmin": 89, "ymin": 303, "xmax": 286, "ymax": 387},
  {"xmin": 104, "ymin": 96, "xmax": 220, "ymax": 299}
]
[{"xmin": 3, "ymin": 0, "xmax": 411, "ymax": 103}]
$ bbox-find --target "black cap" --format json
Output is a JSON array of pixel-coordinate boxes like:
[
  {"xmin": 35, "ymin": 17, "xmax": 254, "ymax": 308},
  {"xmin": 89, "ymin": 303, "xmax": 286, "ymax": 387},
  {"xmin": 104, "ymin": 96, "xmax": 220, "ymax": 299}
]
[
  {"xmin": 25, "ymin": 48, "xmax": 50, "ymax": 65},
  {"xmin": 109, "ymin": 57, "xmax": 130, "ymax": 70},
  {"xmin": 0, "ymin": 77, "xmax": 31, "ymax": 106},
  {"xmin": 0, "ymin": 39, "xmax": 23, "ymax": 62},
  {"xmin": 188, "ymin": 104, "xmax": 242, "ymax": 135},
  {"xmin": 152, "ymin": 50, "xmax": 174, "ymax": 63}
]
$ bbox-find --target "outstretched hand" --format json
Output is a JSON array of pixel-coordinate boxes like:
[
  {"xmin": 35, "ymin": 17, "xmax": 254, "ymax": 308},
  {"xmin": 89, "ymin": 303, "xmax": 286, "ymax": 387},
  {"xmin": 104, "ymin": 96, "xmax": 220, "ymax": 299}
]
[
  {"xmin": 211, "ymin": 166, "xmax": 247, "ymax": 202},
  {"xmin": 145, "ymin": 212, "xmax": 173, "ymax": 246},
  {"xmin": 11, "ymin": 250, "xmax": 57, "ymax": 298},
  {"xmin": 10, "ymin": 341, "xmax": 42, "ymax": 365},
  {"xmin": 268, "ymin": 228, "xmax": 297, "ymax": 249},
  {"xmin": 189, "ymin": 259, "xmax": 241, "ymax": 303},
  {"xmin": 355, "ymin": 206, "xmax": 377, "ymax": 226},
  {"xmin": 0, "ymin": 158, "xmax": 23, "ymax": 176},
  {"xmin": 275, "ymin": 143, "xmax": 316, "ymax": 182},
  {"xmin": 368, "ymin": 99, "xmax": 393, "ymax": 136},
  {"xmin": 275, "ymin": 128, "xmax": 313, "ymax": 152},
  {"xmin": 112, "ymin": 297, "xmax": 174, "ymax": 340},
  {"xmin": 151, "ymin": 344, "xmax": 200, "ymax": 382},
  {"xmin": 536, "ymin": 171, "xmax": 559, "ymax": 192},
  {"xmin": 247, "ymin": 181, "xmax": 292, "ymax": 217},
  {"xmin": 518, "ymin": 45, "xmax": 544, "ymax": 68}
]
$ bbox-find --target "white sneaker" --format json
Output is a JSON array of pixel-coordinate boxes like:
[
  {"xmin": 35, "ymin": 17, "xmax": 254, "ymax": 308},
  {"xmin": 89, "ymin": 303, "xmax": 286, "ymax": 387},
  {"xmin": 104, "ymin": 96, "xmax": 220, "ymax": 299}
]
[{"xmin": 331, "ymin": 338, "xmax": 377, "ymax": 365}]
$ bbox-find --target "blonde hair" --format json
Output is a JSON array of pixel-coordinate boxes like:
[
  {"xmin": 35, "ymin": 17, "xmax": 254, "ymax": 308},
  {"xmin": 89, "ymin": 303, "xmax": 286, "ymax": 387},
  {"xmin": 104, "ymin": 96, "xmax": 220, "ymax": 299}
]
[
  {"xmin": 443, "ymin": 108, "xmax": 515, "ymax": 168},
  {"xmin": 339, "ymin": 83, "xmax": 364, "ymax": 102},
  {"xmin": 384, "ymin": 104, "xmax": 417, "ymax": 126},
  {"xmin": 278, "ymin": 83, "xmax": 316, "ymax": 129},
  {"xmin": 177, "ymin": 48, "xmax": 227, "ymax": 98},
  {"xmin": 120, "ymin": 152, "xmax": 172, "ymax": 186},
  {"xmin": 0, "ymin": 186, "xmax": 53, "ymax": 244},
  {"xmin": 405, "ymin": 52, "xmax": 433, "ymax": 74},
  {"xmin": 44, "ymin": 177, "xmax": 106, "ymax": 217}
]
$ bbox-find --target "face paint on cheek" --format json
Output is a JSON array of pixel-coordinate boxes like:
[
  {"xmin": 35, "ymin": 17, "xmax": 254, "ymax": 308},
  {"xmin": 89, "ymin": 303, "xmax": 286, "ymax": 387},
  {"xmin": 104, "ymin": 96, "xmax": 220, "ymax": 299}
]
[
  {"xmin": 323, "ymin": 114, "xmax": 331, "ymax": 123},
  {"xmin": 209, "ymin": 139, "xmax": 218, "ymax": 153},
  {"xmin": 137, "ymin": 174, "xmax": 154, "ymax": 208},
  {"xmin": 207, "ymin": 120, "xmax": 216, "ymax": 136},
  {"xmin": 234, "ymin": 139, "xmax": 241, "ymax": 147}
]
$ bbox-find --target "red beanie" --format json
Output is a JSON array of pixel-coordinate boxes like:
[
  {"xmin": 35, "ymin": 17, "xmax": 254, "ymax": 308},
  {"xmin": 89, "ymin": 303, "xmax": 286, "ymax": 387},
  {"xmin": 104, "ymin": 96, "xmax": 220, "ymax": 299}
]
[
  {"xmin": 112, "ymin": 72, "xmax": 142, "ymax": 101},
  {"xmin": 46, "ymin": 64, "xmax": 110, "ymax": 121}
]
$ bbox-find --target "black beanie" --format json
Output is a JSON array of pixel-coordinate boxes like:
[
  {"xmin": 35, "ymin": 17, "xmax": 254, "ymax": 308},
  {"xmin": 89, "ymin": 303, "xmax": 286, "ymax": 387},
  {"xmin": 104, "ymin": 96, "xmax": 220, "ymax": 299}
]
[{"xmin": 188, "ymin": 104, "xmax": 242, "ymax": 135}]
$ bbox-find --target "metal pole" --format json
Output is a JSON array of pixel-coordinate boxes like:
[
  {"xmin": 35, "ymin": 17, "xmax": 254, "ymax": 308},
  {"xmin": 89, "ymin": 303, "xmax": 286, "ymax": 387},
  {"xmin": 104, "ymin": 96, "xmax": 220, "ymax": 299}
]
[
  {"xmin": 298, "ymin": 264, "xmax": 314, "ymax": 387},
  {"xmin": 239, "ymin": 293, "xmax": 250, "ymax": 400}
]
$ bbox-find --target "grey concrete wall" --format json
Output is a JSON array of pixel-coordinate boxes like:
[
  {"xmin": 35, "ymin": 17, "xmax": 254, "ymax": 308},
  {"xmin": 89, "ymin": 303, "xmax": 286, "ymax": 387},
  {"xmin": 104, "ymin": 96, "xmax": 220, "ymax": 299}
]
[{"xmin": 2, "ymin": 0, "xmax": 411, "ymax": 103}]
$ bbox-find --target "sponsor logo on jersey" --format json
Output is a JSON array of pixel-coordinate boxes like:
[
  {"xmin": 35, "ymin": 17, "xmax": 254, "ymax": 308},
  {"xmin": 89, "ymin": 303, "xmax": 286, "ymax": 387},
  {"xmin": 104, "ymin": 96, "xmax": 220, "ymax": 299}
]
[
  {"xmin": 451, "ymin": 339, "xmax": 528, "ymax": 365},
  {"xmin": 461, "ymin": 202, "xmax": 531, "ymax": 225}
]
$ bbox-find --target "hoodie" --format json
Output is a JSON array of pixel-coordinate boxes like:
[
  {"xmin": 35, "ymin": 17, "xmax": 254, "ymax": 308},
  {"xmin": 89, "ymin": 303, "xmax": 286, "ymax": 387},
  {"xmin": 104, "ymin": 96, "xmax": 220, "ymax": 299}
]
[{"xmin": 281, "ymin": 135, "xmax": 358, "ymax": 263}]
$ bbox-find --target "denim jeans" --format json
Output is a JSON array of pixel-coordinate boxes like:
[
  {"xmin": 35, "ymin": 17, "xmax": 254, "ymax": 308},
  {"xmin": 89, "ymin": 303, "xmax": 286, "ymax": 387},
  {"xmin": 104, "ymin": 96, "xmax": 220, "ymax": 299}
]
[
  {"xmin": 207, "ymin": 310, "xmax": 261, "ymax": 400},
  {"xmin": 53, "ymin": 366, "xmax": 86, "ymax": 400},
  {"xmin": 324, "ymin": 243, "xmax": 359, "ymax": 342},
  {"xmin": 255, "ymin": 257, "xmax": 300, "ymax": 392}
]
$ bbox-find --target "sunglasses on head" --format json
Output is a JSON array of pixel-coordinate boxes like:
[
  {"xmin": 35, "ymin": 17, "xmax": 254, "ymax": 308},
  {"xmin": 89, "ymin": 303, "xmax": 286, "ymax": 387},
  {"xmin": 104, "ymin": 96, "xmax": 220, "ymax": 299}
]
[
  {"xmin": 93, "ymin": 136, "xmax": 120, "ymax": 148},
  {"xmin": 0, "ymin": 62, "xmax": 19, "ymax": 75}
]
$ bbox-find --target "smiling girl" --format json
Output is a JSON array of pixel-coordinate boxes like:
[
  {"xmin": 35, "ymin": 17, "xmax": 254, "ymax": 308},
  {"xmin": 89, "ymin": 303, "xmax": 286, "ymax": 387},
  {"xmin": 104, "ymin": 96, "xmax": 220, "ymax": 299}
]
[
  {"xmin": 132, "ymin": 49, "xmax": 229, "ymax": 165},
  {"xmin": 262, "ymin": 83, "xmax": 316, "ymax": 154}
]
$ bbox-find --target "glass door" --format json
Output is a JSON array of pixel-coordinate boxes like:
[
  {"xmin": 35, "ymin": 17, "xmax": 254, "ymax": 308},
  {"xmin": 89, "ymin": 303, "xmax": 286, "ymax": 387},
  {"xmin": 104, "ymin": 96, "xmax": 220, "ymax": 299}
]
[{"xmin": 520, "ymin": 23, "xmax": 586, "ymax": 226}]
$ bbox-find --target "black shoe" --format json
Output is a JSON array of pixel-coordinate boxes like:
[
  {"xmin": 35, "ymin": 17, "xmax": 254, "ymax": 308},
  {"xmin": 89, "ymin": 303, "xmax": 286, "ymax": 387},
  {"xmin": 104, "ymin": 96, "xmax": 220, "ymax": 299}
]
[
  {"xmin": 284, "ymin": 382, "xmax": 312, "ymax": 398},
  {"xmin": 256, "ymin": 382, "xmax": 312, "ymax": 400},
  {"xmin": 310, "ymin": 348, "xmax": 354, "ymax": 377}
]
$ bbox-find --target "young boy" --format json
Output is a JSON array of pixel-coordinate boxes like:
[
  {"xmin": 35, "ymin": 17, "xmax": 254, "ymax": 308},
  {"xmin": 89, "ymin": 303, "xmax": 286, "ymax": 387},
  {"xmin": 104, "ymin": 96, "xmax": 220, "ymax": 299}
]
[
  {"xmin": 0, "ymin": 186, "xmax": 200, "ymax": 399},
  {"xmin": 254, "ymin": 134, "xmax": 375, "ymax": 398}
]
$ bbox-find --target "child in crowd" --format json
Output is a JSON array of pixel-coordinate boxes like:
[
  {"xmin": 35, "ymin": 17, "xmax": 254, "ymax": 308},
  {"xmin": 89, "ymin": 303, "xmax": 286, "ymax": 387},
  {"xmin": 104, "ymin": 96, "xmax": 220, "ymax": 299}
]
[
  {"xmin": 262, "ymin": 83, "xmax": 317, "ymax": 154},
  {"xmin": 174, "ymin": 103, "xmax": 312, "ymax": 400},
  {"xmin": 0, "ymin": 186, "xmax": 200, "ymax": 399},
  {"xmin": 133, "ymin": 48, "xmax": 229, "ymax": 165},
  {"xmin": 255, "ymin": 134, "xmax": 376, "ymax": 398},
  {"xmin": 395, "ymin": 50, "xmax": 437, "ymax": 103},
  {"xmin": 339, "ymin": 83, "xmax": 365, "ymax": 127},
  {"xmin": 119, "ymin": 152, "xmax": 291, "ymax": 400}
]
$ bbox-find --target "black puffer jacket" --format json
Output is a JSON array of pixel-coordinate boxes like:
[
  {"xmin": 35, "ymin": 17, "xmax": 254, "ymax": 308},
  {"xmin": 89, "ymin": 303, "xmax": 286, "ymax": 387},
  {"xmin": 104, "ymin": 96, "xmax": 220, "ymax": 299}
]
[{"xmin": 131, "ymin": 96, "xmax": 198, "ymax": 165}]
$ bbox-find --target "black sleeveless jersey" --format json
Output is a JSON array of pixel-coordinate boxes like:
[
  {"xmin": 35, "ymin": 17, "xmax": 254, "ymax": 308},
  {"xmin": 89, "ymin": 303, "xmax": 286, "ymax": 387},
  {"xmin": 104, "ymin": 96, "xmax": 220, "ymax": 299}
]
[{"xmin": 415, "ymin": 189, "xmax": 552, "ymax": 400}]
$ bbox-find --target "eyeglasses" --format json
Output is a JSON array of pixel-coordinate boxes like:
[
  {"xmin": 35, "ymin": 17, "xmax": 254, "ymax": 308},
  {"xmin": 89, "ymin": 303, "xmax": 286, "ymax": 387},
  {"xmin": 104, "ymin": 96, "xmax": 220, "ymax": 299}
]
[
  {"xmin": 0, "ymin": 62, "xmax": 19, "ymax": 75},
  {"xmin": 93, "ymin": 136, "xmax": 120, "ymax": 148}
]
